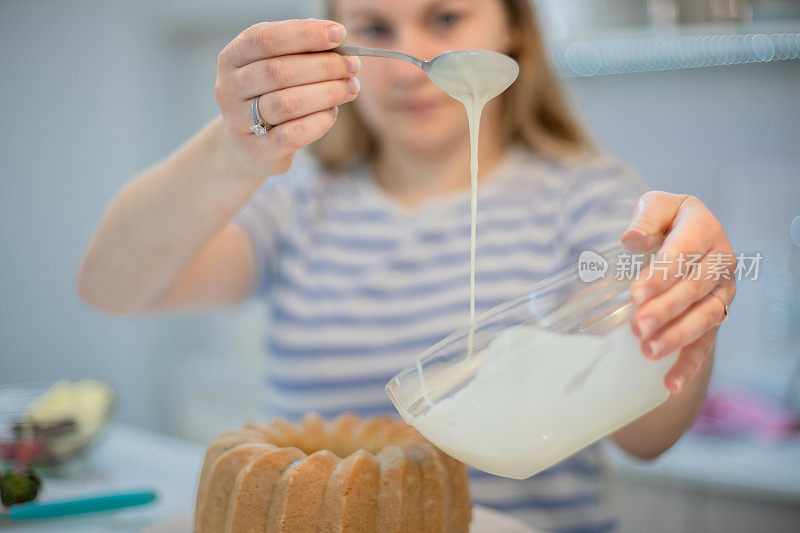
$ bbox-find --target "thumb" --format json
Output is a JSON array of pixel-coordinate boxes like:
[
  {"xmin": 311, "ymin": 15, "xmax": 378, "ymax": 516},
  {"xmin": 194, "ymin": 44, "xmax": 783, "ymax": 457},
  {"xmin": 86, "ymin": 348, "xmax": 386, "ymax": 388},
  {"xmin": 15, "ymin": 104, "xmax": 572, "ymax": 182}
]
[{"xmin": 622, "ymin": 191, "xmax": 688, "ymax": 243}]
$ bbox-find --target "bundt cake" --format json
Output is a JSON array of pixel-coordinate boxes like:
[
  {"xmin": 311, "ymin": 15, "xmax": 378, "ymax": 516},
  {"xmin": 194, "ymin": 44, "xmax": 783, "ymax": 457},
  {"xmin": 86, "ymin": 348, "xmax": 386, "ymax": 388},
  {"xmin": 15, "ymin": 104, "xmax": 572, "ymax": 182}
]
[{"xmin": 194, "ymin": 412, "xmax": 472, "ymax": 533}]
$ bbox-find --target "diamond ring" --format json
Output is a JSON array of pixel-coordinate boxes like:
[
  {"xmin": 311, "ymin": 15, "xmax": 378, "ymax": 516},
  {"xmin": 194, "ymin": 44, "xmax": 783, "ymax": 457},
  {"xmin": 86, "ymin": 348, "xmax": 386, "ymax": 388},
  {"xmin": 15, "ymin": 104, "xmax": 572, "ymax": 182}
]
[{"xmin": 250, "ymin": 97, "xmax": 272, "ymax": 136}]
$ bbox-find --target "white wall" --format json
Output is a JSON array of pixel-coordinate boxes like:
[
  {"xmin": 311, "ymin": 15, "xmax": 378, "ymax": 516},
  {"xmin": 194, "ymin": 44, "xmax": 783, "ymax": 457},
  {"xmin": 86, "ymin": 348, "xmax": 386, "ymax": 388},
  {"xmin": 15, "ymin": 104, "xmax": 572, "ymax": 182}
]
[
  {"xmin": 0, "ymin": 0, "xmax": 315, "ymax": 430},
  {"xmin": 2, "ymin": 0, "xmax": 160, "ymax": 427}
]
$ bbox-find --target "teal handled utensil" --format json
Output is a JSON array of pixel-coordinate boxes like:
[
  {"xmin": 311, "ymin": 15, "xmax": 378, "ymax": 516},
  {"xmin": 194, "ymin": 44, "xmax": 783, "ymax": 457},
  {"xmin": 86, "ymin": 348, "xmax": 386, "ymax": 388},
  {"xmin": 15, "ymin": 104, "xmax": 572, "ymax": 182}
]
[{"xmin": 0, "ymin": 488, "xmax": 157, "ymax": 521}]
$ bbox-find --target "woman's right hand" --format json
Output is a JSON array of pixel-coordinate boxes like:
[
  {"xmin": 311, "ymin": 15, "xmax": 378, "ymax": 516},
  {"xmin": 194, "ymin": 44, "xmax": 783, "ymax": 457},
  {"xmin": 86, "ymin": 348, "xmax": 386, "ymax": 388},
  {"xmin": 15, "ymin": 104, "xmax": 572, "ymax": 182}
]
[{"xmin": 214, "ymin": 19, "xmax": 360, "ymax": 178}]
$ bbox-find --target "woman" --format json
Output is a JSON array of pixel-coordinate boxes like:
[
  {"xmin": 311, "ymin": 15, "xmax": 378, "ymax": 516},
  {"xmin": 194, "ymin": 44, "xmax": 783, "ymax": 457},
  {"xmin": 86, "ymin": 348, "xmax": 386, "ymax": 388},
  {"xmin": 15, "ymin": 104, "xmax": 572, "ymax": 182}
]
[{"xmin": 78, "ymin": 0, "xmax": 736, "ymax": 530}]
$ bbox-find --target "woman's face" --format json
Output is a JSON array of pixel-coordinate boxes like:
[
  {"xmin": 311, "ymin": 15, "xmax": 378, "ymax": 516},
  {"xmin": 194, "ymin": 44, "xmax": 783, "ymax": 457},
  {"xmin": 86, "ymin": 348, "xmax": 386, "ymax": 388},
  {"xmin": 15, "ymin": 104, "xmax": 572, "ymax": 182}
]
[{"xmin": 336, "ymin": 0, "xmax": 513, "ymax": 157}]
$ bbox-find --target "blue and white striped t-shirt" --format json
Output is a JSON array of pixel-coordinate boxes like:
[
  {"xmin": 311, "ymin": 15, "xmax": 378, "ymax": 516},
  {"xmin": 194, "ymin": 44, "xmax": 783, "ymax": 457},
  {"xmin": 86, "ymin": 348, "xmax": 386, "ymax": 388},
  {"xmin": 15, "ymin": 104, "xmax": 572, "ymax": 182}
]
[{"xmin": 234, "ymin": 143, "xmax": 646, "ymax": 533}]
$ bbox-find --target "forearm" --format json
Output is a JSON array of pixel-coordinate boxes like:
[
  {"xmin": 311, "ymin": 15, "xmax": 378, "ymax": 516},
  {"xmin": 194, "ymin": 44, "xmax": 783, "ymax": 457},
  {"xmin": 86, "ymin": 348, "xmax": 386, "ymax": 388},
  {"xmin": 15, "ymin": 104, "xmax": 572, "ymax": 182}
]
[
  {"xmin": 610, "ymin": 345, "xmax": 714, "ymax": 460},
  {"xmin": 78, "ymin": 115, "xmax": 269, "ymax": 313}
]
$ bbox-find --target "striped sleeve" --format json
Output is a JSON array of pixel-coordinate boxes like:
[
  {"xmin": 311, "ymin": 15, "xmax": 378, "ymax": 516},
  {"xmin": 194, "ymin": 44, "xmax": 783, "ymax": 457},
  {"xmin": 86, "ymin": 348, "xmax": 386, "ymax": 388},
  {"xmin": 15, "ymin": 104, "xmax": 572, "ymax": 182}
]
[
  {"xmin": 233, "ymin": 154, "xmax": 316, "ymax": 297},
  {"xmin": 560, "ymin": 155, "xmax": 648, "ymax": 262}
]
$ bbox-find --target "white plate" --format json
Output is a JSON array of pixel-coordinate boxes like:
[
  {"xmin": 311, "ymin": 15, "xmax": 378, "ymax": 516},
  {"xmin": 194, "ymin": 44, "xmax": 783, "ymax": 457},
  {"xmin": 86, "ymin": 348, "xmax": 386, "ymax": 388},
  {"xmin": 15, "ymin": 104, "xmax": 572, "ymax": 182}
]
[{"xmin": 145, "ymin": 505, "xmax": 537, "ymax": 533}]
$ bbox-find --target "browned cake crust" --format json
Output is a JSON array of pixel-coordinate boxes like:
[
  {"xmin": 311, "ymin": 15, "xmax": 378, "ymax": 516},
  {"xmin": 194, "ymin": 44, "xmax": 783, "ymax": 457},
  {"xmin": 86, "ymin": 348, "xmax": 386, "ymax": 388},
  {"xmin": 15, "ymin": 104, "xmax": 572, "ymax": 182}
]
[{"xmin": 194, "ymin": 413, "xmax": 472, "ymax": 533}]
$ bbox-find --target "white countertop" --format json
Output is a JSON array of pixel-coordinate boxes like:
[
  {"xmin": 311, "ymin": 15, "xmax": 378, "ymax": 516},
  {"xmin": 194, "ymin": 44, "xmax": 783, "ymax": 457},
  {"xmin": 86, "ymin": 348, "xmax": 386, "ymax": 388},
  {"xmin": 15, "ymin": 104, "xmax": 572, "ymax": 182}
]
[
  {"xmin": 6, "ymin": 423, "xmax": 798, "ymax": 531},
  {"xmin": 1, "ymin": 424, "xmax": 205, "ymax": 532},
  {"xmin": 604, "ymin": 430, "xmax": 800, "ymax": 504},
  {"xmin": 1, "ymin": 424, "xmax": 536, "ymax": 533}
]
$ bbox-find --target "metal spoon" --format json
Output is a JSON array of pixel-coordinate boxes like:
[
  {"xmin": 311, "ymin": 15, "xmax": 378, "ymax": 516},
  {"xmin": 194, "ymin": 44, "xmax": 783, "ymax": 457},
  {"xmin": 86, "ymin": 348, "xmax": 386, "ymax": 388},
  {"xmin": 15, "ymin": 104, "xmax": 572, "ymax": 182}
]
[
  {"xmin": 333, "ymin": 45, "xmax": 519, "ymax": 101},
  {"xmin": 334, "ymin": 45, "xmax": 428, "ymax": 71}
]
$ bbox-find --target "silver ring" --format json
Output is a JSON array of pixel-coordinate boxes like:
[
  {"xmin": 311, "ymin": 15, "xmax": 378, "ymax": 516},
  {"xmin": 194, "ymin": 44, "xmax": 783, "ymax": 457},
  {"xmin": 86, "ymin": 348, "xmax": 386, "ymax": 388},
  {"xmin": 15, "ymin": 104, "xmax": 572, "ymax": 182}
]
[
  {"xmin": 250, "ymin": 97, "xmax": 271, "ymax": 136},
  {"xmin": 708, "ymin": 290, "xmax": 729, "ymax": 326}
]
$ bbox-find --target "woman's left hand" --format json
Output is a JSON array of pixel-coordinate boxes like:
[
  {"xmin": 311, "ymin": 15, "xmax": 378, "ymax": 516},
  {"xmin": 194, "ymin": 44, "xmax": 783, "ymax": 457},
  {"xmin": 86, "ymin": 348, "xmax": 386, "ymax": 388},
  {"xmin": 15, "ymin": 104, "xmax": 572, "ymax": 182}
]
[{"xmin": 621, "ymin": 191, "xmax": 736, "ymax": 395}]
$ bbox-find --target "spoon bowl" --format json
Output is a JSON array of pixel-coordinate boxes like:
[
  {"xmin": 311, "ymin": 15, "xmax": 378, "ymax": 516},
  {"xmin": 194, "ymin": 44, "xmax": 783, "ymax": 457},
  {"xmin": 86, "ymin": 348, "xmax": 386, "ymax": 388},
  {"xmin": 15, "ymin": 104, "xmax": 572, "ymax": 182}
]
[{"xmin": 334, "ymin": 45, "xmax": 519, "ymax": 103}]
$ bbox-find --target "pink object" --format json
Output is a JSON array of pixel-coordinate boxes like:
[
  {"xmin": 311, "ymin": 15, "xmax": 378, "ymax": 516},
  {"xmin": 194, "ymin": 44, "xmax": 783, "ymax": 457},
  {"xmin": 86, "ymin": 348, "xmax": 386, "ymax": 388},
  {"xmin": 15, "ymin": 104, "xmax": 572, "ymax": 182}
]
[
  {"xmin": 692, "ymin": 388, "xmax": 800, "ymax": 442},
  {"xmin": 0, "ymin": 438, "xmax": 52, "ymax": 468}
]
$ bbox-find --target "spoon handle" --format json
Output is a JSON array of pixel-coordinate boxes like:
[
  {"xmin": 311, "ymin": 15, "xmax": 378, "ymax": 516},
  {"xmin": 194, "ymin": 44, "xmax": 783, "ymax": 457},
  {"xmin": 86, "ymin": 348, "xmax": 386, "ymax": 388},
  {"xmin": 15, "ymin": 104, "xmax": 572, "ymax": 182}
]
[{"xmin": 333, "ymin": 45, "xmax": 425, "ymax": 70}]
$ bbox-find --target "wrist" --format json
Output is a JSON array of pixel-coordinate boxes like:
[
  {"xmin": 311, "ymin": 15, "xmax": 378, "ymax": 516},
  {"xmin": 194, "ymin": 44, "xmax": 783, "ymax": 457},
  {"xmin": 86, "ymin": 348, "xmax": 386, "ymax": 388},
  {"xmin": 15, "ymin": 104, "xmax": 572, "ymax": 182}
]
[
  {"xmin": 208, "ymin": 117, "xmax": 265, "ymax": 182},
  {"xmin": 210, "ymin": 116, "xmax": 293, "ymax": 182}
]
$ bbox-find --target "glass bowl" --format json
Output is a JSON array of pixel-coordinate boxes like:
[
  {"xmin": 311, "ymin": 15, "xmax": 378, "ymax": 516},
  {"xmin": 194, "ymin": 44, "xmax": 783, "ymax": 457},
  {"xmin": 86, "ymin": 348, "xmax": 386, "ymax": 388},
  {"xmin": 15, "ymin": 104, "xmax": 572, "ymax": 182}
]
[
  {"xmin": 0, "ymin": 380, "xmax": 116, "ymax": 467},
  {"xmin": 386, "ymin": 233, "xmax": 679, "ymax": 479}
]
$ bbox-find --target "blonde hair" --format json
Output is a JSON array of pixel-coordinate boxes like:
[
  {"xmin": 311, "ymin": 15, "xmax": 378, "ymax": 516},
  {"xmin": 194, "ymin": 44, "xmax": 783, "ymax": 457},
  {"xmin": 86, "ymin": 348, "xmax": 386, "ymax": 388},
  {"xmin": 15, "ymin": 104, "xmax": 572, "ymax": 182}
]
[{"xmin": 310, "ymin": 0, "xmax": 596, "ymax": 171}]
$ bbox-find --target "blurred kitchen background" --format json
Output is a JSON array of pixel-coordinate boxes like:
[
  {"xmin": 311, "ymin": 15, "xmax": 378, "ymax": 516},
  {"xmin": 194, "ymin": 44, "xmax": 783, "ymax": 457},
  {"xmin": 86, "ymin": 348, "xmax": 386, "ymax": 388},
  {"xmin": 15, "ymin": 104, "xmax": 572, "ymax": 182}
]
[{"xmin": 1, "ymin": 1, "xmax": 798, "ymax": 531}]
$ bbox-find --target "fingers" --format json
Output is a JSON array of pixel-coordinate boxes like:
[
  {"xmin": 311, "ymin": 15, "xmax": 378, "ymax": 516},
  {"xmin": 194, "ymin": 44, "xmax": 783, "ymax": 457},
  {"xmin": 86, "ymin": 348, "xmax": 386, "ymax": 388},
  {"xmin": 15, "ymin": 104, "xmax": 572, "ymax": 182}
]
[
  {"xmin": 631, "ymin": 251, "xmax": 734, "ymax": 340},
  {"xmin": 637, "ymin": 280, "xmax": 732, "ymax": 364},
  {"xmin": 627, "ymin": 195, "xmax": 719, "ymax": 305},
  {"xmin": 214, "ymin": 28, "xmax": 361, "ymax": 142},
  {"xmin": 233, "ymin": 52, "xmax": 361, "ymax": 97},
  {"xmin": 622, "ymin": 190, "xmax": 735, "ymax": 392},
  {"xmin": 258, "ymin": 107, "xmax": 340, "ymax": 160},
  {"xmin": 220, "ymin": 19, "xmax": 346, "ymax": 69},
  {"xmin": 622, "ymin": 191, "xmax": 689, "ymax": 242},
  {"xmin": 257, "ymin": 77, "xmax": 359, "ymax": 128},
  {"xmin": 662, "ymin": 329, "xmax": 718, "ymax": 394},
  {"xmin": 213, "ymin": 19, "xmax": 352, "ymax": 176}
]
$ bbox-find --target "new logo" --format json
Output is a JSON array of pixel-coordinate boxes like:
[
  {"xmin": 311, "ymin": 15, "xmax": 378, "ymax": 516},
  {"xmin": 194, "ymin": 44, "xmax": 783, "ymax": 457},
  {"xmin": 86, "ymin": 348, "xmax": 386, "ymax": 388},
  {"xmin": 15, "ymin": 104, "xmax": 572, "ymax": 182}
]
[{"xmin": 578, "ymin": 251, "xmax": 608, "ymax": 282}]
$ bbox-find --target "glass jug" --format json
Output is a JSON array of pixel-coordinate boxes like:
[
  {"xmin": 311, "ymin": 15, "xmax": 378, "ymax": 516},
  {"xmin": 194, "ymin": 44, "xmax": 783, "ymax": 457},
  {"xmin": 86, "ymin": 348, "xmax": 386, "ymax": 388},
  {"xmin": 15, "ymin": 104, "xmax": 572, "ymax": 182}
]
[{"xmin": 386, "ymin": 233, "xmax": 679, "ymax": 479}]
